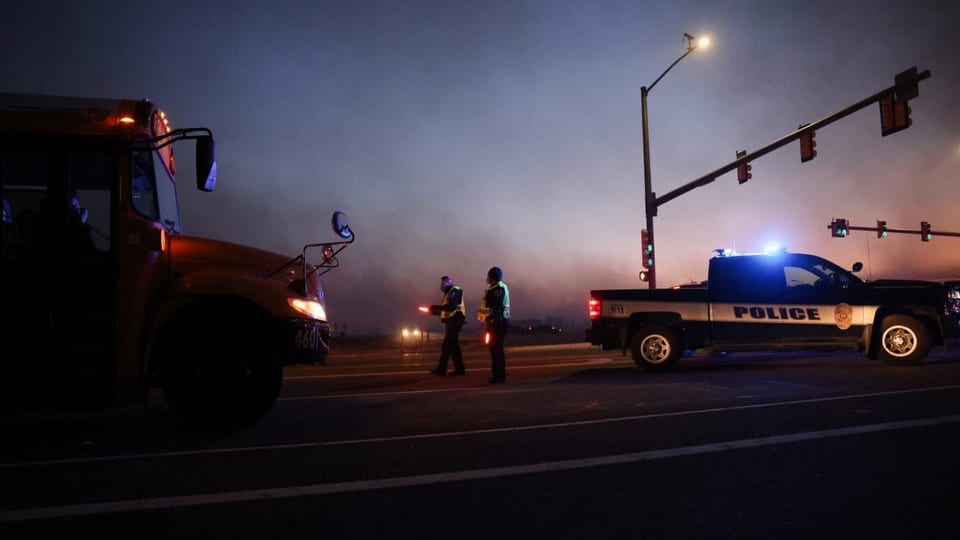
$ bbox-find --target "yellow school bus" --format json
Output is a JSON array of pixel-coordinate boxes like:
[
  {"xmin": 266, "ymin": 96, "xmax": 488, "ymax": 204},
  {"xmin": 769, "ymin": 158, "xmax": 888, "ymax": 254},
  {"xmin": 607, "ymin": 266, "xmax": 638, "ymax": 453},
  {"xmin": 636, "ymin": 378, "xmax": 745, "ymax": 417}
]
[{"xmin": 1, "ymin": 92, "xmax": 353, "ymax": 429}]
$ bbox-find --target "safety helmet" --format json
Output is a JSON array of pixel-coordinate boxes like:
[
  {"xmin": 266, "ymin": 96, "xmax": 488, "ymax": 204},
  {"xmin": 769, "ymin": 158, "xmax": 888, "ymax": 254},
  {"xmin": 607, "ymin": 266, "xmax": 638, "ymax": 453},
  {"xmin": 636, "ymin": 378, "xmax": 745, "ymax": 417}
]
[{"xmin": 487, "ymin": 266, "xmax": 503, "ymax": 282}]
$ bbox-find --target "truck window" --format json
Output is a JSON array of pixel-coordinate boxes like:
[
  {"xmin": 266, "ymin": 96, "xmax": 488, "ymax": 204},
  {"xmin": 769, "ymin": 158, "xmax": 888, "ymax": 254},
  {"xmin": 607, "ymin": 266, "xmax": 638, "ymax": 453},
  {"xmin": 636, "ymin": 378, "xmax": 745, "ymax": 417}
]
[
  {"xmin": 787, "ymin": 258, "xmax": 857, "ymax": 289},
  {"xmin": 784, "ymin": 265, "xmax": 820, "ymax": 288}
]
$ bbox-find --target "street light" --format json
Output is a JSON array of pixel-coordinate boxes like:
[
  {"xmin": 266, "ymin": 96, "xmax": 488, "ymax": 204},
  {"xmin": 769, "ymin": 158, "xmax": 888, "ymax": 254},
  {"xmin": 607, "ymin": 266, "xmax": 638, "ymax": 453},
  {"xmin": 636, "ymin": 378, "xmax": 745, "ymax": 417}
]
[{"xmin": 641, "ymin": 33, "xmax": 709, "ymax": 289}]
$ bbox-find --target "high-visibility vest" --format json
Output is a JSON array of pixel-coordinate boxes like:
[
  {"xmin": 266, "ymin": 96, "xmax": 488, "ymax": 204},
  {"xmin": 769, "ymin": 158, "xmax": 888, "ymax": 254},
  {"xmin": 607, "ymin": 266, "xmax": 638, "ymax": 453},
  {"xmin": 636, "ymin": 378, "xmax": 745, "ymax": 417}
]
[
  {"xmin": 439, "ymin": 286, "xmax": 465, "ymax": 320},
  {"xmin": 477, "ymin": 281, "xmax": 510, "ymax": 321}
]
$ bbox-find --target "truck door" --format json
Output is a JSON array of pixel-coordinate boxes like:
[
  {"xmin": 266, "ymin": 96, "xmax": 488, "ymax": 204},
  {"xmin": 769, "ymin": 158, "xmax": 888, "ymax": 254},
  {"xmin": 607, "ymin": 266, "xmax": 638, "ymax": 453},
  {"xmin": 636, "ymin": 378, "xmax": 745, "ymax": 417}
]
[
  {"xmin": 1, "ymin": 140, "xmax": 117, "ymax": 412},
  {"xmin": 709, "ymin": 254, "xmax": 862, "ymax": 349}
]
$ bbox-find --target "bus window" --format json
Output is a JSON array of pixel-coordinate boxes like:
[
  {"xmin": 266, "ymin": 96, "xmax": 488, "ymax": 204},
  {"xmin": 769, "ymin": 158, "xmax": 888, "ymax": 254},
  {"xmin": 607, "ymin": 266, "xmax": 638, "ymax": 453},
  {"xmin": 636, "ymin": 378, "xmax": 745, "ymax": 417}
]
[
  {"xmin": 1, "ymin": 149, "xmax": 48, "ymax": 261},
  {"xmin": 69, "ymin": 152, "xmax": 112, "ymax": 253},
  {"xmin": 131, "ymin": 150, "xmax": 159, "ymax": 221}
]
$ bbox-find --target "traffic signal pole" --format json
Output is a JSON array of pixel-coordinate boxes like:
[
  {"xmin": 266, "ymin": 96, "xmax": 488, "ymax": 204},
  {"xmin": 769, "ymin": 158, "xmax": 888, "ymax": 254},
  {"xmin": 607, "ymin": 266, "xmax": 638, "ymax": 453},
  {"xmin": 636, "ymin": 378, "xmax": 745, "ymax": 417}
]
[{"xmin": 653, "ymin": 67, "xmax": 930, "ymax": 209}]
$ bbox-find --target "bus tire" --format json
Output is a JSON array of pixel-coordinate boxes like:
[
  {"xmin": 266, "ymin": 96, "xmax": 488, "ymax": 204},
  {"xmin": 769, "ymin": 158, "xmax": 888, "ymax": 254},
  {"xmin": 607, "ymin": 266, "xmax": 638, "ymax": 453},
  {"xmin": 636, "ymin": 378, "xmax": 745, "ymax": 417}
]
[{"xmin": 157, "ymin": 303, "xmax": 282, "ymax": 430}]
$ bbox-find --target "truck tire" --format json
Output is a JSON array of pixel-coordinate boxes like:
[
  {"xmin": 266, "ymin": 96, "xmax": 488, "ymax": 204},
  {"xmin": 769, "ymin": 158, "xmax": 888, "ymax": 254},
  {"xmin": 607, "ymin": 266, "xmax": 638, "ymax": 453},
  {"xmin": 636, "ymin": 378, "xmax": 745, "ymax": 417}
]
[
  {"xmin": 878, "ymin": 314, "xmax": 930, "ymax": 366},
  {"xmin": 630, "ymin": 325, "xmax": 681, "ymax": 371},
  {"xmin": 157, "ymin": 305, "xmax": 283, "ymax": 430}
]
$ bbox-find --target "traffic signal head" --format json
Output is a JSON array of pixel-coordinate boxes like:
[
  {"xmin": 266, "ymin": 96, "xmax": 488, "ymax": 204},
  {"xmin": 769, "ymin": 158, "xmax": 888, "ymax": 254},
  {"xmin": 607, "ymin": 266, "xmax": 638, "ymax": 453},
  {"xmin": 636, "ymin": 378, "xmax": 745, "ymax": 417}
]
[
  {"xmin": 641, "ymin": 229, "xmax": 654, "ymax": 268},
  {"xmin": 877, "ymin": 220, "xmax": 888, "ymax": 239},
  {"xmin": 736, "ymin": 150, "xmax": 751, "ymax": 184},
  {"xmin": 921, "ymin": 221, "xmax": 932, "ymax": 241},
  {"xmin": 737, "ymin": 162, "xmax": 752, "ymax": 184},
  {"xmin": 639, "ymin": 270, "xmax": 649, "ymax": 282},
  {"xmin": 830, "ymin": 218, "xmax": 849, "ymax": 238},
  {"xmin": 880, "ymin": 94, "xmax": 912, "ymax": 137},
  {"xmin": 800, "ymin": 130, "xmax": 817, "ymax": 163}
]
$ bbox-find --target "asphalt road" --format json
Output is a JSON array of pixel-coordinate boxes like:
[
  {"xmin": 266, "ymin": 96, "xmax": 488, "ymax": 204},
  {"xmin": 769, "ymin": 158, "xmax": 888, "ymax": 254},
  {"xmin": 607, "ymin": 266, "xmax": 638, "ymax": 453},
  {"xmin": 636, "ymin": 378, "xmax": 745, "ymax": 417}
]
[{"xmin": 2, "ymin": 340, "xmax": 959, "ymax": 539}]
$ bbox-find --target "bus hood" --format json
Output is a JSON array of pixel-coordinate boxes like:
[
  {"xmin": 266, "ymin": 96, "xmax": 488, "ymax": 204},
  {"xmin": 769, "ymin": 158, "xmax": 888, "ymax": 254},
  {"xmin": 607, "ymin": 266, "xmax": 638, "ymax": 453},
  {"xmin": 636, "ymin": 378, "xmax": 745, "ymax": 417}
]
[{"xmin": 168, "ymin": 234, "xmax": 320, "ymax": 297}]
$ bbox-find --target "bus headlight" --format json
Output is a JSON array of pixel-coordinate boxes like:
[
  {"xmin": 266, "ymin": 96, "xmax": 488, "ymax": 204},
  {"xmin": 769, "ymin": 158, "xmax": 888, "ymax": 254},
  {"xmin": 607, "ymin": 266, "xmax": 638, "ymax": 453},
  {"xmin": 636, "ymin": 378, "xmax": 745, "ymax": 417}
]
[{"xmin": 288, "ymin": 298, "xmax": 327, "ymax": 321}]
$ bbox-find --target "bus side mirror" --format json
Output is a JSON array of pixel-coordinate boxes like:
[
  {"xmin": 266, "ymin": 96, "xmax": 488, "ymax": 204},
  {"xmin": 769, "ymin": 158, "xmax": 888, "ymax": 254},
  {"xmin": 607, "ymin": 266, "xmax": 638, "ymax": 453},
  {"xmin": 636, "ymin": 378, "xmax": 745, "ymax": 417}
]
[
  {"xmin": 331, "ymin": 211, "xmax": 353, "ymax": 240},
  {"xmin": 196, "ymin": 136, "xmax": 217, "ymax": 192}
]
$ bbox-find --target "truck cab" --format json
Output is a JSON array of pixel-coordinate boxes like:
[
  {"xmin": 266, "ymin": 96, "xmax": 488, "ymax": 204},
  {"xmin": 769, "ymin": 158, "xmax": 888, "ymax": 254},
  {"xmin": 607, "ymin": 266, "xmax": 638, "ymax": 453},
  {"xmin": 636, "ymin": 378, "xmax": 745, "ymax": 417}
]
[{"xmin": 707, "ymin": 251, "xmax": 868, "ymax": 350}]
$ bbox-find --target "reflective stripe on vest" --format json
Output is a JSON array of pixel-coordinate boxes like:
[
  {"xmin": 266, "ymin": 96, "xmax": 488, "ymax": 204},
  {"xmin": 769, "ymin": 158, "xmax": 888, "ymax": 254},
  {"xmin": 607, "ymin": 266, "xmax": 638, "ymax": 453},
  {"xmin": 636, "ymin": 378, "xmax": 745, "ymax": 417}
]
[{"xmin": 500, "ymin": 282, "xmax": 510, "ymax": 319}]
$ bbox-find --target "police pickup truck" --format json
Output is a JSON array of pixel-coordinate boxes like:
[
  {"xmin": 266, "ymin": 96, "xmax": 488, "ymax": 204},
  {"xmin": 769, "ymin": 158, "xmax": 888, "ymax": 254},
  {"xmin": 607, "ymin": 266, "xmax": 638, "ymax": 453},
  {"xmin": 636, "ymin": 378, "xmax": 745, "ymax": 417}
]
[{"xmin": 586, "ymin": 249, "xmax": 960, "ymax": 369}]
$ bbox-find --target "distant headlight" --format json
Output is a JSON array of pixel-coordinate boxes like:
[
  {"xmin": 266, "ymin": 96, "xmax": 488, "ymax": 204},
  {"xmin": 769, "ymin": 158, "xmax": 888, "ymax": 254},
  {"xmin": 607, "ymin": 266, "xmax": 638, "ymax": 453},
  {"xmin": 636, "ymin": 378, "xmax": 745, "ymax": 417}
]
[{"xmin": 288, "ymin": 298, "xmax": 327, "ymax": 321}]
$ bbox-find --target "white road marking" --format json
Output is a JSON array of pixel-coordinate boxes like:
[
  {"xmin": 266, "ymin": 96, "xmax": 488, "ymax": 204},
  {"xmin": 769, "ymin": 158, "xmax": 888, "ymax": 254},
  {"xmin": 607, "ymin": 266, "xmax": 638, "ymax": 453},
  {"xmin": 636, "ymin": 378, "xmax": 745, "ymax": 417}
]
[
  {"xmin": 4, "ymin": 385, "xmax": 958, "ymax": 470},
  {"xmin": 2, "ymin": 412, "xmax": 959, "ymax": 523},
  {"xmin": 7, "ymin": 385, "xmax": 960, "ymax": 469},
  {"xmin": 284, "ymin": 357, "xmax": 619, "ymax": 380}
]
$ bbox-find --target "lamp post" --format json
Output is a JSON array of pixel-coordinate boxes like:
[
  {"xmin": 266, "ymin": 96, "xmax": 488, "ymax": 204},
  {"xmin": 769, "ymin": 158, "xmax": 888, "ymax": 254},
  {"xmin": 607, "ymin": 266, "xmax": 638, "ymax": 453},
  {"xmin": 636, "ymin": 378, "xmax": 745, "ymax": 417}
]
[{"xmin": 641, "ymin": 33, "xmax": 709, "ymax": 289}]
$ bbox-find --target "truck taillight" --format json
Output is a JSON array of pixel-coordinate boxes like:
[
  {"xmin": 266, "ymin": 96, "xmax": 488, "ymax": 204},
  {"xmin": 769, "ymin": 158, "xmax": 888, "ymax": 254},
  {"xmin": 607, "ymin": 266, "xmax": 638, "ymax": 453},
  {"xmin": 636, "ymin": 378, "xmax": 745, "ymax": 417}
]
[{"xmin": 588, "ymin": 297, "xmax": 601, "ymax": 320}]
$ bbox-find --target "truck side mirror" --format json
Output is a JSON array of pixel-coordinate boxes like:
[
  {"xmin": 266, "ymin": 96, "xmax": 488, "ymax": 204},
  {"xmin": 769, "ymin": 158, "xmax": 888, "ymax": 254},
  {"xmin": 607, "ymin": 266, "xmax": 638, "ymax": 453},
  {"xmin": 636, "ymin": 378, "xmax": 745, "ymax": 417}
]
[{"xmin": 196, "ymin": 136, "xmax": 217, "ymax": 192}]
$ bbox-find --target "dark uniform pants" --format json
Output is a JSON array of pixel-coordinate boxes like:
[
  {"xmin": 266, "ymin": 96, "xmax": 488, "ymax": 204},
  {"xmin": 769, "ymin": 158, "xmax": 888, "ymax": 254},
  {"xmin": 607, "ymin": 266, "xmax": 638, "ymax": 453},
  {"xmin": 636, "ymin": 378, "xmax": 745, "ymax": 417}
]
[
  {"xmin": 437, "ymin": 316, "xmax": 465, "ymax": 372},
  {"xmin": 486, "ymin": 319, "xmax": 509, "ymax": 381}
]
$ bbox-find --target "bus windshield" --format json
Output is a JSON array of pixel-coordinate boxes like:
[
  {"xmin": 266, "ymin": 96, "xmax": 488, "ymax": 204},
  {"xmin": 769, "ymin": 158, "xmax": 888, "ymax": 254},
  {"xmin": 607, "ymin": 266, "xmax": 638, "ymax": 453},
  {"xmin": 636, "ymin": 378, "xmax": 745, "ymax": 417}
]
[{"xmin": 131, "ymin": 147, "xmax": 181, "ymax": 234}]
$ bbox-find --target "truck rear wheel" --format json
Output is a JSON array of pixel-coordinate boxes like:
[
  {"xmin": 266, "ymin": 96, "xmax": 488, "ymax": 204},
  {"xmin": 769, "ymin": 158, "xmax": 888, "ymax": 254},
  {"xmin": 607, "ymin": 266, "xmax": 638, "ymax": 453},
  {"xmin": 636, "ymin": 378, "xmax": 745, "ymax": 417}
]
[
  {"xmin": 157, "ymin": 304, "xmax": 283, "ymax": 430},
  {"xmin": 630, "ymin": 325, "xmax": 681, "ymax": 371},
  {"xmin": 878, "ymin": 314, "xmax": 930, "ymax": 366}
]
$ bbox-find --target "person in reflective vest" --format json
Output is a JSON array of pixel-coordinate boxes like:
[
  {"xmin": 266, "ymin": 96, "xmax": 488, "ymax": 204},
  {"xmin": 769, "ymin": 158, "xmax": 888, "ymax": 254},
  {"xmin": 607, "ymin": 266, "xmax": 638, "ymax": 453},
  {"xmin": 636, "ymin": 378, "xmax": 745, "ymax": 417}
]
[
  {"xmin": 476, "ymin": 266, "xmax": 510, "ymax": 383},
  {"xmin": 429, "ymin": 275, "xmax": 467, "ymax": 376}
]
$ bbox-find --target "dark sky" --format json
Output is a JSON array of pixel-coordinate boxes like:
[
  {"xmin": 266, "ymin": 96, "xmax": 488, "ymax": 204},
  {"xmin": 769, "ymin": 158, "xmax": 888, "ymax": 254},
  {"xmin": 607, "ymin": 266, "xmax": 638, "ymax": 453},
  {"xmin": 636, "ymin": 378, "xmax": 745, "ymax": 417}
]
[{"xmin": 3, "ymin": 0, "xmax": 958, "ymax": 335}]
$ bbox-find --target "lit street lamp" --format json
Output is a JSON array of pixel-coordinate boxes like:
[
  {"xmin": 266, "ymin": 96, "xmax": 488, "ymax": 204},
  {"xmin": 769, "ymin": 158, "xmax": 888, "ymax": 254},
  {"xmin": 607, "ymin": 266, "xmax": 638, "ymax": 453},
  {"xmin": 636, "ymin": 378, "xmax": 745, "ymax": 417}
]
[{"xmin": 641, "ymin": 33, "xmax": 709, "ymax": 289}]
